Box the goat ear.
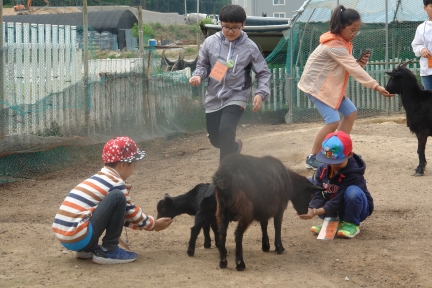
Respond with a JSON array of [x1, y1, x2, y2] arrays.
[[400, 59, 413, 68], [386, 71, 394, 76], [163, 193, 173, 204]]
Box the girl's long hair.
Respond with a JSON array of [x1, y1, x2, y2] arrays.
[[330, 5, 361, 34]]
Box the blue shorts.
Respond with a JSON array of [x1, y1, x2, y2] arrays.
[[307, 94, 357, 125]]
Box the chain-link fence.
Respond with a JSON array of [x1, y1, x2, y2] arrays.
[[266, 0, 424, 123], [0, 2, 208, 183], [0, 0, 425, 182]]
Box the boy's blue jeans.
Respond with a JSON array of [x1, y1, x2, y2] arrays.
[[81, 189, 126, 252], [319, 185, 370, 226], [421, 75, 432, 91]]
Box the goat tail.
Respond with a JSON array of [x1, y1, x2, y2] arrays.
[[212, 172, 231, 190]]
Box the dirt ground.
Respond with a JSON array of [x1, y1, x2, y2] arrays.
[[1, 115, 431, 288]]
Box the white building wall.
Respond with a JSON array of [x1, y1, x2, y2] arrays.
[[232, 0, 305, 18]]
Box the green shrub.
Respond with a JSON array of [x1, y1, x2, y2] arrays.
[[201, 18, 215, 25], [188, 25, 201, 34], [185, 47, 196, 54], [151, 22, 163, 29], [131, 23, 156, 39]]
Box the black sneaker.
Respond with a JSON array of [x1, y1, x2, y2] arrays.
[[92, 246, 137, 265], [305, 154, 322, 170]]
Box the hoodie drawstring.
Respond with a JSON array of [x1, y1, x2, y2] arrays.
[[319, 167, 327, 180]]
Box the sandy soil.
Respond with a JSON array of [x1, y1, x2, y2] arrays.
[[1, 115, 431, 288]]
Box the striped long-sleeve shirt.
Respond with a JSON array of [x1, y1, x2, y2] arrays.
[[52, 166, 155, 245]]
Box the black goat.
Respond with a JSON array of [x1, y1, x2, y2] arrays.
[[385, 60, 432, 176], [156, 183, 219, 256], [213, 154, 325, 271]]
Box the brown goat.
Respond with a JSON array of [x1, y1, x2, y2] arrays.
[[213, 154, 325, 271]]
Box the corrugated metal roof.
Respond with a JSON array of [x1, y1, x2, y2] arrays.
[[2, 10, 138, 33], [296, 0, 425, 23]]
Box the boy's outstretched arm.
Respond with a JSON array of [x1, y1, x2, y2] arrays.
[[153, 217, 172, 231], [297, 207, 325, 220]]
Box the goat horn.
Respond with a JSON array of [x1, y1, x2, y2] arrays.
[[396, 61, 402, 69], [400, 59, 413, 68]]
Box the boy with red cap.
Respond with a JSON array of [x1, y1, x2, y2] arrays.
[[52, 136, 172, 264], [298, 131, 373, 238]]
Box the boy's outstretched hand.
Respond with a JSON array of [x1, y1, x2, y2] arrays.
[[154, 217, 172, 231], [297, 208, 315, 220], [252, 94, 263, 112]]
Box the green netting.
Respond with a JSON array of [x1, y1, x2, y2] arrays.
[[266, 0, 423, 124], [0, 0, 425, 182]]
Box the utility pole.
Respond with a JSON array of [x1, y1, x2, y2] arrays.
[[83, 0, 90, 133], [196, 0, 199, 24], [185, 0, 187, 16], [0, 0, 4, 137], [138, 5, 144, 53]]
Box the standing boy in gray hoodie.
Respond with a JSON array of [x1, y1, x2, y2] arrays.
[[189, 4, 271, 162]]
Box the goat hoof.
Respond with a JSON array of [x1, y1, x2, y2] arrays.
[[413, 171, 424, 177], [187, 249, 195, 257], [275, 246, 285, 254], [219, 260, 228, 269], [262, 243, 270, 252], [204, 242, 211, 249], [235, 260, 246, 271]]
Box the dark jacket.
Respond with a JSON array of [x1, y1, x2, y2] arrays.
[[309, 154, 374, 216]]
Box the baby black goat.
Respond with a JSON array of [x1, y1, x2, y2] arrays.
[[385, 60, 432, 176], [156, 183, 219, 256]]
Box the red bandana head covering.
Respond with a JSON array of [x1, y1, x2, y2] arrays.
[[102, 137, 146, 164]]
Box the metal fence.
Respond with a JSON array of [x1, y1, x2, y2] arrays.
[[265, 0, 424, 123]]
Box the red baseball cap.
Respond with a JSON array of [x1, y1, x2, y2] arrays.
[[102, 137, 146, 164]]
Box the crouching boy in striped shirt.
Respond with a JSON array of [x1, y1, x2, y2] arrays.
[[52, 136, 172, 264]]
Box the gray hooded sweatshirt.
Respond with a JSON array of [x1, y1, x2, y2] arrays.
[[193, 31, 271, 112]]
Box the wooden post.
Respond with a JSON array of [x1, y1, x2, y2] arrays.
[[146, 49, 154, 137], [0, 0, 5, 137], [196, 0, 199, 24], [83, 0, 90, 134], [138, 3, 150, 135], [138, 6, 144, 54]]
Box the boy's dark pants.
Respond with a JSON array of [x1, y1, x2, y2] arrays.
[[82, 189, 126, 252], [206, 105, 244, 162]]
